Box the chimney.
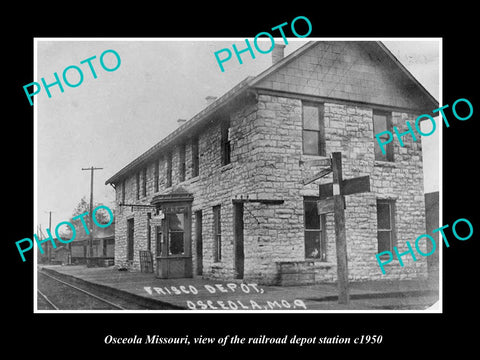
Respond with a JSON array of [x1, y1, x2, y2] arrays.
[[272, 44, 285, 65], [205, 96, 217, 106], [177, 118, 187, 127]]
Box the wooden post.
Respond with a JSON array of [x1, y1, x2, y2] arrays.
[[332, 152, 349, 304], [82, 166, 103, 265]]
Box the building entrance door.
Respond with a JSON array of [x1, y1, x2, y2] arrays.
[[195, 210, 203, 276], [155, 204, 192, 279], [127, 218, 134, 262], [233, 203, 244, 279], [151, 189, 193, 279]]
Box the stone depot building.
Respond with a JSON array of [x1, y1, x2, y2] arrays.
[[105, 41, 438, 285]]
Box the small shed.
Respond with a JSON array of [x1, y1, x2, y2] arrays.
[[70, 222, 115, 266], [53, 246, 71, 265]]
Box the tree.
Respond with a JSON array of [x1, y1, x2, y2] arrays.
[[58, 196, 113, 238], [71, 196, 111, 225]]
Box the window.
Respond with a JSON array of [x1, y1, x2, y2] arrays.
[[136, 172, 140, 200], [127, 218, 134, 261], [147, 213, 151, 251], [195, 210, 203, 276], [154, 160, 159, 193], [221, 121, 231, 166], [179, 143, 186, 182], [213, 205, 221, 261], [155, 224, 163, 257], [304, 197, 327, 260], [373, 111, 394, 161], [167, 213, 185, 256], [166, 152, 172, 187], [302, 102, 325, 156], [142, 167, 147, 197], [121, 179, 125, 204], [192, 136, 199, 177], [377, 199, 396, 254]]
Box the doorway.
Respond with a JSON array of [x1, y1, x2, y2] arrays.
[[127, 218, 134, 261], [233, 203, 244, 279], [155, 204, 193, 279], [195, 210, 203, 276]]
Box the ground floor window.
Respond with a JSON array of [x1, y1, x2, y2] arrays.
[[213, 205, 221, 262], [304, 197, 326, 260], [167, 213, 185, 255], [377, 199, 396, 254]]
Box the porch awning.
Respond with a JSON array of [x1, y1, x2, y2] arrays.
[[151, 186, 193, 205]]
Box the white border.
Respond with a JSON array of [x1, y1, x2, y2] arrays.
[[33, 37, 442, 314]]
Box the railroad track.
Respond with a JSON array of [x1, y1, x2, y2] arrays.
[[37, 270, 126, 310]]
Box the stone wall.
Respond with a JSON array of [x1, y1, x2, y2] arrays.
[[113, 91, 428, 284], [248, 94, 427, 282], [113, 98, 260, 280]]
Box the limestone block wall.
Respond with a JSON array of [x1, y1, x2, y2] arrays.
[[113, 92, 427, 283], [247, 94, 427, 282]]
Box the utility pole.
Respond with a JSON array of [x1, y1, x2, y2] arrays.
[[44, 211, 53, 263], [316, 152, 371, 305], [331, 152, 349, 304], [82, 166, 103, 265]]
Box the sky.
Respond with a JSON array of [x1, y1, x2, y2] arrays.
[[35, 38, 440, 232]]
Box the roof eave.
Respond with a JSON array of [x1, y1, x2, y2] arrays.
[[375, 41, 439, 110]]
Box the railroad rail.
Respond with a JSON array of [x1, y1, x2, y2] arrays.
[[38, 270, 126, 310], [37, 289, 59, 310]]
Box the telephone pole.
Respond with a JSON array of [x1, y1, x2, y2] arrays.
[[44, 211, 53, 263], [82, 166, 103, 265]]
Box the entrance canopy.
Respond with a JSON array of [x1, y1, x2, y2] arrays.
[[151, 186, 194, 206]]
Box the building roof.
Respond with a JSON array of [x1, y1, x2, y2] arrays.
[[105, 41, 438, 185], [76, 223, 115, 241]]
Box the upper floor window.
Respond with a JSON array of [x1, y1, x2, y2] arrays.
[[179, 143, 186, 182], [373, 111, 394, 162], [192, 136, 199, 177], [121, 179, 126, 204], [166, 152, 172, 188], [154, 159, 159, 193], [136, 172, 140, 200], [142, 167, 147, 197], [221, 120, 231, 166], [302, 102, 325, 156]]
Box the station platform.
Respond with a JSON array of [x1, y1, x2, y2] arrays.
[[38, 265, 440, 311]]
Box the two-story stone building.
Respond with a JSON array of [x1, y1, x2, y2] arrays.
[[105, 41, 438, 284]]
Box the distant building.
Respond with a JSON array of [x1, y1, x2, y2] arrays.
[[53, 246, 70, 265], [71, 223, 115, 266], [37, 223, 115, 266], [105, 41, 438, 284]]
